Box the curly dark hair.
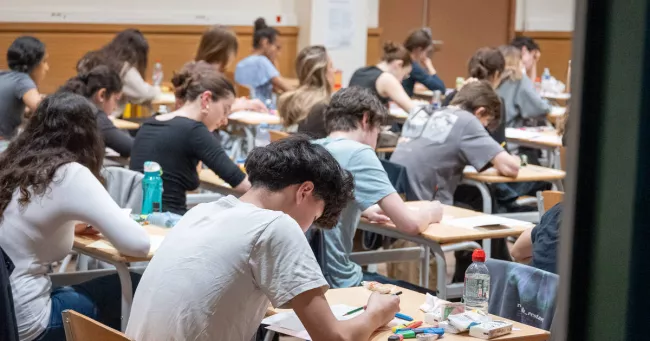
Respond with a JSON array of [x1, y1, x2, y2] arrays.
[[245, 135, 354, 228], [76, 29, 149, 77], [0, 92, 105, 220], [7, 36, 46, 73], [324, 86, 388, 134]]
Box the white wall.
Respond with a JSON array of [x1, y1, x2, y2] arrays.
[[0, 0, 299, 25], [516, 0, 575, 31]]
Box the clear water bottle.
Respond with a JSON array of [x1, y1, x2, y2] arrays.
[[541, 67, 551, 92], [152, 62, 164, 87], [464, 249, 490, 314], [255, 123, 271, 147], [142, 161, 163, 215], [146, 212, 182, 228], [432, 90, 442, 109]]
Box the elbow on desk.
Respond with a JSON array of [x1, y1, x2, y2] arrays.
[[499, 164, 520, 178], [119, 237, 151, 258], [396, 221, 423, 237]]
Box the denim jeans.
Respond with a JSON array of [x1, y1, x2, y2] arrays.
[[35, 272, 141, 341]]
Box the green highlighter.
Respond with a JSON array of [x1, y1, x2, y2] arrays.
[[396, 330, 416, 339]]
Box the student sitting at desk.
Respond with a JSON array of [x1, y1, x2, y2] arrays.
[[313, 87, 443, 291], [349, 42, 417, 113], [77, 29, 160, 117], [0, 36, 48, 139], [278, 45, 335, 138], [0, 92, 150, 341], [391, 80, 520, 204], [511, 36, 541, 81], [59, 66, 134, 157], [194, 25, 268, 113], [401, 28, 445, 97], [235, 18, 296, 108], [126, 136, 401, 341], [130, 61, 251, 215]]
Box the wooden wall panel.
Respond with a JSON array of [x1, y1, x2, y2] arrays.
[[516, 31, 573, 84], [366, 28, 383, 65], [0, 23, 299, 94]]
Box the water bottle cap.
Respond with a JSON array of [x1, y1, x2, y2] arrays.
[[472, 249, 486, 262], [144, 161, 161, 173]]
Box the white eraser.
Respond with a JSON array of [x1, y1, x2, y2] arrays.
[[469, 321, 513, 339]]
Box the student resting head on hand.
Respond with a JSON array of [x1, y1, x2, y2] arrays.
[[0, 92, 150, 341], [349, 41, 417, 113], [195, 25, 268, 113], [126, 135, 403, 341], [402, 28, 446, 97], [391, 80, 521, 204], [0, 36, 49, 139], [129, 61, 251, 215], [314, 86, 443, 292], [235, 17, 296, 109], [278, 45, 335, 138], [59, 65, 134, 157]]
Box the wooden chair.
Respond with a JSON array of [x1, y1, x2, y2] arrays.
[[269, 130, 290, 142], [62, 310, 132, 341], [536, 190, 565, 219]]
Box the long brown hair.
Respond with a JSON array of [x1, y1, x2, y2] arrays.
[[404, 28, 433, 52], [0, 92, 105, 220], [381, 41, 412, 66], [77, 29, 149, 77], [194, 25, 238, 71], [467, 47, 505, 81], [277, 45, 331, 126], [171, 61, 236, 102], [498, 45, 523, 83]]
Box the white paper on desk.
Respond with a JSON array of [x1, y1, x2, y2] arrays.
[[530, 134, 562, 145], [550, 106, 567, 116], [228, 111, 276, 120], [263, 304, 402, 339], [463, 165, 478, 174], [445, 216, 533, 230]]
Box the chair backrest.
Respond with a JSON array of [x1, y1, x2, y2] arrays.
[[269, 130, 290, 142], [485, 259, 559, 331], [62, 310, 132, 341], [559, 146, 566, 170], [101, 167, 145, 213], [536, 190, 565, 218]]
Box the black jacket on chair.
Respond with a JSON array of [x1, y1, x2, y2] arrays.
[[1, 247, 18, 341]]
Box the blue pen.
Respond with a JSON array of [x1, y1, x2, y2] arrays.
[[395, 312, 413, 321]]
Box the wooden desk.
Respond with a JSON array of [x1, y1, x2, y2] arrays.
[[505, 128, 562, 150], [73, 225, 168, 331], [151, 91, 175, 106], [111, 118, 140, 130], [226, 111, 283, 159], [462, 165, 565, 214], [376, 146, 395, 159], [267, 287, 550, 341], [198, 169, 241, 197]]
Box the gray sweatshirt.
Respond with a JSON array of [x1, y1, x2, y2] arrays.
[[497, 74, 551, 128]]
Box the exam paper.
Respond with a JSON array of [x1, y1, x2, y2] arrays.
[[444, 216, 533, 230]]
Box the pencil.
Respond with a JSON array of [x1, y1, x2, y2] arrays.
[[343, 292, 403, 316], [500, 141, 506, 148]]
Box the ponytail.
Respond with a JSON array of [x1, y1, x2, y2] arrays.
[[59, 65, 123, 99]]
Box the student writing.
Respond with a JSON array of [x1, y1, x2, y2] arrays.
[[126, 136, 400, 341], [0, 93, 150, 341], [0, 36, 48, 139], [349, 42, 417, 113], [129, 61, 251, 215], [235, 18, 296, 108], [277, 45, 335, 138], [314, 87, 443, 291], [58, 66, 134, 157]]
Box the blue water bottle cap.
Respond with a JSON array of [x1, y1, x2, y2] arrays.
[[144, 161, 161, 173]]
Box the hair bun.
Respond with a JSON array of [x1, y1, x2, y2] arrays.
[[383, 41, 400, 54], [254, 17, 268, 31]]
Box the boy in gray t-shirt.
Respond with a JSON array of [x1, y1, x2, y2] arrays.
[[391, 81, 521, 204]]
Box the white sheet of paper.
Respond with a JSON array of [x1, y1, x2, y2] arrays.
[[228, 111, 275, 120], [463, 165, 478, 174], [445, 216, 533, 230]]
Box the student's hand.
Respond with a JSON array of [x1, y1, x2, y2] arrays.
[[362, 205, 391, 223], [424, 200, 444, 224], [365, 292, 401, 327], [246, 98, 269, 113], [534, 50, 542, 62], [421, 57, 437, 75]]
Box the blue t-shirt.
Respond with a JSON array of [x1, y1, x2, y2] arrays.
[[235, 55, 280, 108], [312, 137, 396, 288], [530, 203, 562, 274]]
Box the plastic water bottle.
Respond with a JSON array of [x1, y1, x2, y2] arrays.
[[255, 123, 271, 147], [142, 161, 163, 215], [541, 68, 552, 93], [464, 249, 490, 314], [146, 212, 182, 228], [152, 62, 164, 87], [432, 90, 442, 109]]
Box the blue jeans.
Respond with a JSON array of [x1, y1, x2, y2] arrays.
[[362, 271, 436, 296], [35, 273, 141, 341]]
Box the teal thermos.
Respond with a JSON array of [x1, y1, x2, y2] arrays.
[[142, 161, 163, 215]]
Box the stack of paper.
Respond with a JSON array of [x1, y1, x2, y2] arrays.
[[444, 216, 533, 230]]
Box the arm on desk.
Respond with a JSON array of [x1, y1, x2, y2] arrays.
[[293, 289, 399, 341], [375, 193, 443, 235], [376, 73, 416, 113], [511, 228, 533, 263], [492, 151, 520, 177]]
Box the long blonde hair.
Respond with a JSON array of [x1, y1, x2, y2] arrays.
[[278, 45, 332, 127], [498, 45, 523, 83]]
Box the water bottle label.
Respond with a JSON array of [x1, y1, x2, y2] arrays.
[[464, 276, 490, 300]]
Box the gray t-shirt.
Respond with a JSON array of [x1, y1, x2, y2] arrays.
[[0, 71, 36, 138], [126, 196, 328, 341], [391, 107, 504, 204]]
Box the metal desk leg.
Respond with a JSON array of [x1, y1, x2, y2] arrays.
[[420, 246, 430, 288], [460, 179, 492, 213], [242, 126, 256, 155], [553, 179, 565, 192], [434, 251, 447, 299], [263, 330, 275, 341], [482, 239, 492, 258], [115, 263, 133, 331]]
